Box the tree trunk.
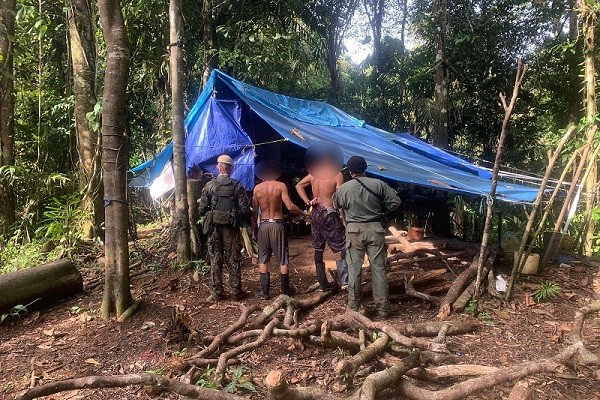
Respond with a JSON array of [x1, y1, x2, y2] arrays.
[[580, 0, 597, 256], [170, 0, 191, 265], [98, 0, 132, 320], [363, 0, 385, 73], [567, 0, 581, 124], [432, 0, 449, 149], [68, 0, 104, 240], [201, 0, 217, 87], [0, 0, 16, 237], [0, 259, 83, 313]]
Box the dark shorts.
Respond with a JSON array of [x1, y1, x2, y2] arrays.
[[310, 205, 345, 252], [257, 220, 289, 265]]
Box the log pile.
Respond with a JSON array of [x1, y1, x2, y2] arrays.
[[373, 227, 499, 319]]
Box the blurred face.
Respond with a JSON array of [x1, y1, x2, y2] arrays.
[[305, 141, 342, 180], [255, 160, 281, 181]]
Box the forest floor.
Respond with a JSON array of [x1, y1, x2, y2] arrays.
[[1, 226, 600, 400]]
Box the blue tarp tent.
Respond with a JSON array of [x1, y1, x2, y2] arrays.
[[130, 69, 539, 203]]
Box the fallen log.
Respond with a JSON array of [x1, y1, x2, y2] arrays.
[[363, 269, 447, 299], [15, 373, 246, 400], [388, 251, 466, 267], [0, 259, 83, 314]]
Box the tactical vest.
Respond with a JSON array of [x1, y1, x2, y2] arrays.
[[210, 177, 237, 225]]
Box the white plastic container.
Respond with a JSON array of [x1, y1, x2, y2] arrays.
[[514, 252, 540, 275]]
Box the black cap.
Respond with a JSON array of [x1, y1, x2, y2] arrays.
[[346, 156, 368, 173]]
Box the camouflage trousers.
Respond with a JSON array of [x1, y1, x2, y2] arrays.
[[207, 225, 244, 298]]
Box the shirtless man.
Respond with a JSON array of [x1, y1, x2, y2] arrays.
[[296, 169, 349, 290], [252, 160, 304, 298]]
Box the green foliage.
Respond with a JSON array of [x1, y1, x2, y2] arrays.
[[591, 207, 600, 255], [172, 347, 188, 357], [0, 304, 28, 324], [37, 193, 87, 252], [224, 366, 255, 393], [533, 281, 561, 302], [195, 366, 218, 389], [465, 300, 493, 323], [177, 259, 210, 276], [0, 240, 46, 274]]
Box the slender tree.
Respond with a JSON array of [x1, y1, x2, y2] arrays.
[[68, 0, 104, 240], [201, 0, 216, 87], [170, 0, 191, 264], [580, 0, 598, 256], [304, 0, 358, 95], [363, 0, 385, 72], [432, 0, 449, 149], [98, 0, 133, 319], [0, 0, 16, 237]]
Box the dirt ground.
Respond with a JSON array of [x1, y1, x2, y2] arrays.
[[1, 228, 600, 400]]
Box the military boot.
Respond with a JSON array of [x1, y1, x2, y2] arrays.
[[255, 272, 270, 299], [280, 273, 295, 296]]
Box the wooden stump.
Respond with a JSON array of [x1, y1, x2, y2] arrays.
[[0, 259, 83, 313]]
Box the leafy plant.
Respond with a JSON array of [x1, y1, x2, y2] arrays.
[[0, 240, 46, 274], [1, 304, 29, 324], [178, 259, 210, 276], [224, 366, 255, 393], [465, 300, 493, 323], [37, 193, 87, 253], [195, 366, 218, 389], [172, 347, 188, 357], [533, 281, 561, 302]]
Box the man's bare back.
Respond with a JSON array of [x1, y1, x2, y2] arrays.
[[253, 180, 303, 222], [296, 172, 344, 208]]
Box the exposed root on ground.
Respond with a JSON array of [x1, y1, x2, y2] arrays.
[[15, 292, 599, 400]]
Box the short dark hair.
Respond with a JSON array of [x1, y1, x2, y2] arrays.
[[346, 156, 368, 173]]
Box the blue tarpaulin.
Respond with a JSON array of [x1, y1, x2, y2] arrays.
[[130, 69, 540, 203]]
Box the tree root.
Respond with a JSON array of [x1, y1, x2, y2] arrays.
[[116, 298, 142, 323], [335, 333, 389, 386], [15, 373, 247, 400], [22, 293, 599, 400], [359, 352, 425, 400], [569, 299, 600, 364], [397, 343, 581, 400], [348, 310, 448, 353], [214, 318, 279, 385], [195, 305, 258, 357], [250, 292, 332, 328], [394, 319, 477, 337]]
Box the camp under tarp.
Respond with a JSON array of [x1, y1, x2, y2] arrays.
[[130, 69, 539, 204]]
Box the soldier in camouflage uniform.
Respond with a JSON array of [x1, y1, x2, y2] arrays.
[[333, 156, 401, 319], [198, 155, 251, 302]]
